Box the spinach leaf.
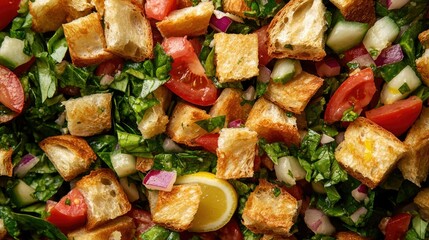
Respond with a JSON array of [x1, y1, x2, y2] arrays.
[[117, 131, 163, 157], [408, 215, 428, 239], [195, 115, 225, 132], [0, 206, 20, 238], [152, 150, 217, 176], [258, 139, 289, 164], [140, 225, 180, 240], [23, 173, 63, 201], [128, 96, 159, 123], [35, 54, 57, 103], [375, 0, 429, 27], [13, 212, 67, 240], [341, 107, 359, 122], [244, 0, 284, 19], [47, 27, 68, 63], [58, 62, 91, 89], [399, 20, 426, 67]]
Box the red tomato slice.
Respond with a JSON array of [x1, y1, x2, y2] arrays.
[[366, 96, 422, 136], [324, 68, 376, 124], [145, 0, 177, 21], [385, 213, 411, 240], [95, 58, 124, 76], [46, 188, 87, 232], [0, 0, 20, 30], [195, 133, 219, 153], [127, 209, 155, 237], [217, 218, 244, 240], [0, 65, 25, 113], [13, 56, 35, 76], [341, 43, 370, 65], [162, 37, 218, 106], [254, 25, 272, 66]]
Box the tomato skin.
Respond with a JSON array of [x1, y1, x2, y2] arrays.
[[0, 65, 25, 114], [13, 57, 35, 76], [384, 213, 411, 240], [195, 133, 219, 153], [0, 0, 20, 31], [254, 25, 272, 66], [46, 189, 87, 232], [95, 58, 124, 76], [145, 0, 177, 21], [217, 218, 244, 240], [127, 209, 155, 237], [342, 43, 369, 65], [324, 68, 376, 124], [366, 96, 422, 136]]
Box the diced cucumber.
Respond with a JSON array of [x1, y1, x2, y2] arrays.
[[274, 156, 306, 186], [326, 20, 369, 53], [111, 153, 137, 178], [119, 177, 140, 202], [9, 180, 38, 207], [270, 58, 302, 84], [0, 36, 32, 69], [363, 16, 399, 59], [380, 65, 421, 104]]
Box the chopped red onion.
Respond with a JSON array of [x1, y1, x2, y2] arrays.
[[374, 44, 404, 67], [350, 207, 368, 223], [14, 154, 40, 178], [54, 112, 66, 126], [243, 86, 256, 101], [162, 137, 183, 153], [348, 54, 375, 69], [357, 184, 368, 193], [228, 119, 244, 128], [100, 74, 115, 86], [315, 56, 341, 77], [304, 209, 336, 235], [213, 10, 244, 23], [209, 14, 233, 32], [257, 65, 271, 83], [143, 170, 177, 191], [320, 134, 335, 144], [379, 217, 390, 235], [335, 132, 345, 144], [387, 0, 410, 10], [351, 184, 368, 202]]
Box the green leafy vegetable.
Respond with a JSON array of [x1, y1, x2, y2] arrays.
[[195, 115, 226, 132], [140, 225, 180, 240], [35, 55, 57, 103], [58, 62, 91, 89], [341, 107, 359, 122], [47, 27, 68, 63], [244, 0, 284, 19], [258, 139, 289, 164], [152, 150, 217, 176], [24, 173, 63, 201]]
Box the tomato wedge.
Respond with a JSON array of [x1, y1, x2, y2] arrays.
[[127, 208, 155, 237], [46, 188, 87, 232], [95, 58, 124, 76], [162, 37, 218, 106], [0, 0, 20, 31], [324, 68, 376, 124], [254, 25, 272, 66], [384, 213, 411, 240], [145, 0, 177, 21], [366, 96, 422, 136], [0, 65, 25, 114], [195, 133, 219, 154]]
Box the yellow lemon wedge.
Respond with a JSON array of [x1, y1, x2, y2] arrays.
[[175, 171, 238, 232]]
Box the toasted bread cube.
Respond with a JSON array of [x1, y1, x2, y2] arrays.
[[216, 127, 258, 179], [29, 0, 67, 33], [262, 235, 297, 240], [223, 0, 251, 18], [104, 0, 153, 62], [209, 88, 252, 127], [156, 2, 214, 38], [414, 188, 429, 221], [267, 0, 327, 60], [335, 117, 408, 189], [335, 231, 369, 240], [264, 71, 324, 115], [329, 0, 376, 24], [39, 135, 96, 181], [63, 13, 114, 67], [419, 30, 429, 49], [67, 216, 135, 240], [136, 157, 154, 172], [138, 86, 172, 139], [398, 107, 429, 186], [214, 33, 259, 83], [63, 93, 112, 137], [178, 0, 193, 8], [242, 179, 299, 236], [76, 169, 131, 229], [416, 52, 429, 86], [64, 0, 94, 21], [148, 184, 202, 232], [0, 219, 6, 240], [0, 149, 13, 177], [245, 97, 300, 146], [166, 102, 210, 146]]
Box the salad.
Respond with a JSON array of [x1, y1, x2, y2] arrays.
[[1, 0, 429, 239]]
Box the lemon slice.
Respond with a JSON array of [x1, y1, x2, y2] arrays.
[[175, 171, 238, 232]]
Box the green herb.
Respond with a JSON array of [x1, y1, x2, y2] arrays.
[[24, 173, 64, 201], [36, 55, 57, 103], [398, 82, 411, 94], [195, 116, 226, 132], [47, 27, 68, 63], [375, 0, 429, 27], [341, 107, 359, 122], [59, 62, 90, 89], [414, 85, 429, 102], [128, 96, 159, 123], [284, 44, 294, 50], [117, 130, 163, 157], [141, 225, 180, 240], [347, 62, 360, 70], [256, 81, 268, 97], [273, 187, 281, 197], [244, 0, 284, 19], [378, 61, 408, 83], [259, 139, 289, 164], [65, 198, 71, 206], [152, 151, 217, 176], [369, 49, 379, 58]]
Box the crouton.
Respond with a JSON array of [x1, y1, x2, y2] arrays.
[[67, 216, 135, 240], [222, 0, 251, 18], [63, 13, 114, 67], [209, 88, 252, 127], [76, 168, 131, 229], [0, 219, 6, 240], [0, 148, 13, 177], [39, 135, 96, 181], [156, 2, 214, 38], [245, 97, 301, 146], [335, 117, 408, 189], [329, 0, 376, 24], [63, 93, 112, 137], [242, 179, 299, 236], [64, 0, 94, 22], [216, 127, 258, 179], [135, 157, 154, 172], [398, 107, 429, 186], [262, 235, 297, 240], [335, 231, 369, 240], [178, 0, 193, 8], [138, 86, 172, 139], [91, 0, 104, 16], [104, 0, 153, 62], [416, 31, 429, 86], [29, 0, 68, 33], [414, 188, 429, 222], [147, 184, 202, 232], [214, 33, 259, 83], [166, 102, 211, 146], [264, 71, 324, 115], [267, 0, 327, 60], [419, 30, 429, 49]]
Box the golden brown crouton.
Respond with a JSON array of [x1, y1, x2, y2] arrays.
[[209, 88, 252, 127], [414, 188, 429, 222], [222, 0, 251, 18], [398, 107, 429, 186], [267, 0, 327, 60], [63, 93, 113, 137], [156, 2, 214, 38], [29, 0, 68, 33], [329, 0, 376, 24], [264, 71, 324, 115], [245, 97, 301, 146], [148, 184, 202, 232], [177, 0, 193, 8], [242, 179, 299, 236], [67, 216, 135, 240], [39, 135, 97, 181], [166, 102, 211, 146], [63, 13, 114, 67], [0, 219, 6, 240], [214, 33, 259, 83], [64, 0, 94, 22], [416, 52, 429, 86], [419, 30, 429, 49], [104, 0, 153, 62], [135, 157, 154, 172], [76, 169, 132, 230], [335, 231, 369, 240], [0, 148, 13, 177], [216, 127, 258, 179], [335, 117, 408, 189]]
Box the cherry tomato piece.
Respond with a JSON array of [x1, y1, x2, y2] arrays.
[[384, 213, 411, 240], [145, 0, 177, 21], [195, 133, 219, 154], [95, 58, 124, 76], [254, 25, 272, 66], [127, 208, 155, 237], [0, 0, 21, 30], [0, 65, 25, 113], [217, 218, 244, 240]]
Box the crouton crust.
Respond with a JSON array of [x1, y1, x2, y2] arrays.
[[64, 0, 94, 22], [209, 88, 252, 127], [29, 0, 67, 33], [0, 148, 13, 177], [67, 216, 135, 240], [222, 0, 251, 18], [335, 231, 369, 240], [419, 30, 429, 48], [329, 0, 376, 24], [416, 52, 429, 86], [414, 188, 429, 222]]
